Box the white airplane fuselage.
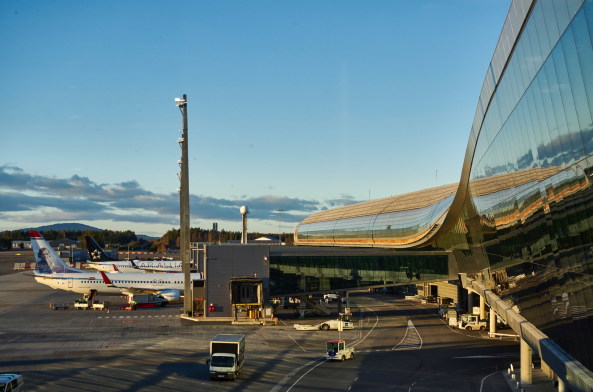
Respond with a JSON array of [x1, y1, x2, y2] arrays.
[[34, 271, 198, 296], [28, 230, 200, 301], [87, 260, 183, 273]]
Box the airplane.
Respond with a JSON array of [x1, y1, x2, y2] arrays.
[[85, 235, 183, 273], [29, 231, 201, 302]]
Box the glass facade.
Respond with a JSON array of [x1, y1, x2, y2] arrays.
[[294, 0, 593, 370], [269, 252, 450, 296], [296, 193, 455, 247], [437, 0, 593, 369]]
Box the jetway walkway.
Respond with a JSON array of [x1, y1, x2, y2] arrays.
[[465, 277, 593, 392]]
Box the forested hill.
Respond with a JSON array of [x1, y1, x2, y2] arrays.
[[19, 223, 102, 232]]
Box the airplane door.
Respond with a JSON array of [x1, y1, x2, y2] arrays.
[[68, 278, 73, 288]]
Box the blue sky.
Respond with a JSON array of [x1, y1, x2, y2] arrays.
[[0, 0, 510, 237]]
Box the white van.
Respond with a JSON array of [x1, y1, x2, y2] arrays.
[[0, 374, 24, 392]]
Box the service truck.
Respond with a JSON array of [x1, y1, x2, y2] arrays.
[[130, 294, 169, 308], [208, 334, 245, 381], [325, 339, 355, 361], [458, 314, 487, 331]]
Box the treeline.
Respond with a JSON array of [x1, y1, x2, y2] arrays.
[[0, 227, 294, 251], [152, 228, 294, 252], [0, 229, 137, 250]]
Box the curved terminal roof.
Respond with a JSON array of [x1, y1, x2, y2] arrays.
[[299, 183, 458, 225], [295, 166, 564, 247]]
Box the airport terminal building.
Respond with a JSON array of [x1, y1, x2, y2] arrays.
[[295, 0, 593, 379]]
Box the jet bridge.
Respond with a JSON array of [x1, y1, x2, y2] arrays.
[[230, 277, 263, 321]]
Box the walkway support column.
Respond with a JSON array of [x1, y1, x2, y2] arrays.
[[467, 289, 474, 314], [557, 376, 566, 392], [489, 307, 496, 336], [541, 360, 552, 379], [520, 338, 532, 385], [479, 294, 487, 320]]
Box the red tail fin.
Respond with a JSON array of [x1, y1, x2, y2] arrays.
[[99, 271, 113, 285]]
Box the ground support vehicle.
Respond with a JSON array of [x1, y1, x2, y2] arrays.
[[294, 324, 320, 330], [319, 312, 354, 331], [122, 294, 168, 310], [92, 301, 110, 311], [74, 299, 91, 310], [294, 312, 355, 331], [49, 302, 69, 310], [325, 340, 354, 361], [208, 334, 245, 381], [0, 374, 24, 392], [458, 314, 487, 331], [446, 309, 458, 327]]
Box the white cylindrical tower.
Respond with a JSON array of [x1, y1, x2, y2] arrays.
[[240, 205, 249, 244]]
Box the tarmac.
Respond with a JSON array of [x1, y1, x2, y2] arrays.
[[0, 251, 558, 392]]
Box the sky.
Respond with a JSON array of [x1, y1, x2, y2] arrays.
[[0, 0, 511, 237]]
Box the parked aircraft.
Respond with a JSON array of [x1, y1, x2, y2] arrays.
[[85, 235, 183, 272], [30, 231, 201, 301]]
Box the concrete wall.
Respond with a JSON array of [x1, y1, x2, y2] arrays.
[[204, 245, 269, 317]]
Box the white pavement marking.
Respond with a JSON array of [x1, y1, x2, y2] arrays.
[[351, 305, 379, 349], [479, 370, 503, 392], [408, 380, 417, 392], [271, 359, 319, 392], [393, 319, 422, 350], [287, 334, 307, 352], [273, 304, 378, 392], [285, 359, 328, 392]]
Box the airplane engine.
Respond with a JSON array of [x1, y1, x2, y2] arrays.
[[158, 289, 181, 302]]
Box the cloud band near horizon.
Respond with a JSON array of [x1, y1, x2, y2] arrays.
[[0, 165, 360, 229]]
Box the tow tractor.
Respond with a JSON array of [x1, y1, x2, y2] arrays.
[[294, 312, 354, 331], [458, 314, 487, 331], [325, 339, 355, 361], [319, 312, 354, 331]]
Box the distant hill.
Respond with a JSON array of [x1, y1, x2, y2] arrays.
[[15, 224, 159, 240], [19, 223, 103, 232], [137, 234, 159, 241]]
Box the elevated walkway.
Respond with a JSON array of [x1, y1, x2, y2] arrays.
[[467, 277, 593, 392]]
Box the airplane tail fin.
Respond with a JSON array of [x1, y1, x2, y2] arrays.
[[85, 236, 118, 262], [99, 271, 114, 286], [29, 231, 82, 274]]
